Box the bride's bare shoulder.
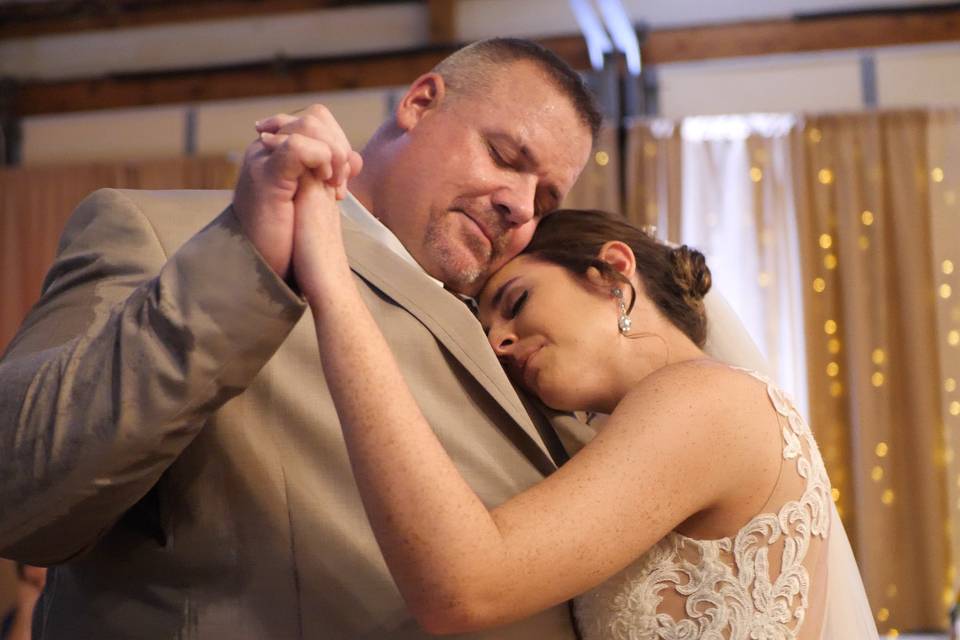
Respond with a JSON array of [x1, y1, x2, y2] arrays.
[[612, 359, 780, 446], [628, 359, 766, 408]]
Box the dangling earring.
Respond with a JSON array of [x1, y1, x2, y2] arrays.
[[612, 288, 632, 335]]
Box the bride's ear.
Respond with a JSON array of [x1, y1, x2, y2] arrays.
[[596, 241, 637, 281], [585, 241, 637, 288]]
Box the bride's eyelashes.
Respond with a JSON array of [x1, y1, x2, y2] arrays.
[[508, 290, 529, 318]]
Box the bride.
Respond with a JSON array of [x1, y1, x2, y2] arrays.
[[292, 178, 878, 639]]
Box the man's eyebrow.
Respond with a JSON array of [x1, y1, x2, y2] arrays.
[[491, 132, 537, 165], [518, 143, 538, 167], [490, 132, 561, 209]]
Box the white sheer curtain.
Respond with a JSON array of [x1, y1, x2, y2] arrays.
[[663, 114, 809, 414]]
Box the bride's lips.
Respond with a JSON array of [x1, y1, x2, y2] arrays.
[[516, 347, 542, 390]]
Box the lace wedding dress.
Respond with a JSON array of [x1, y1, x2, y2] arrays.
[[574, 369, 878, 640]]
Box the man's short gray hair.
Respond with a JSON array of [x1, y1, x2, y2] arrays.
[[432, 38, 603, 142]]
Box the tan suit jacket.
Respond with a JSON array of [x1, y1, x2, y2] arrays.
[[0, 189, 586, 639]]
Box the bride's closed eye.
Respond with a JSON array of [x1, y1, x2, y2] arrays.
[[507, 290, 529, 318]]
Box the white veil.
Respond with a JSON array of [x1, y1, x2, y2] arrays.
[[703, 292, 878, 639], [821, 502, 879, 639]]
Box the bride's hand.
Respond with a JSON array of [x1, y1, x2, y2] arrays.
[[256, 123, 362, 306], [291, 171, 353, 307]]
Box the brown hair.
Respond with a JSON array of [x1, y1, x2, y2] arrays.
[[523, 209, 712, 346], [433, 38, 603, 143]]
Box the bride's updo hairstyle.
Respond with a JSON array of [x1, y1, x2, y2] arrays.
[[522, 209, 712, 347]]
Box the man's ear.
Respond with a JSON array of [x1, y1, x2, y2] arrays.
[[597, 241, 637, 281], [395, 72, 446, 131]]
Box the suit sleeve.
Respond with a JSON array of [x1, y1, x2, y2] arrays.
[[0, 188, 307, 564]]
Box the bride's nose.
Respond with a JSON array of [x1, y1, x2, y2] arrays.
[[489, 328, 517, 358]]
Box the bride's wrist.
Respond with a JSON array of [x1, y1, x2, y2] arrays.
[[300, 257, 355, 312]]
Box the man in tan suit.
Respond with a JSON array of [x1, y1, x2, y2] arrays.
[[0, 39, 601, 639]]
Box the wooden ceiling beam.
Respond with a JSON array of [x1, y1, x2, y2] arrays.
[[642, 6, 960, 64], [12, 35, 591, 116], [9, 7, 960, 117], [0, 0, 411, 39]]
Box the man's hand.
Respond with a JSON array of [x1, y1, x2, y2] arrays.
[[232, 104, 362, 279]]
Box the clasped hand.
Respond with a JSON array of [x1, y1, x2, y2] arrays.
[[232, 104, 362, 303]]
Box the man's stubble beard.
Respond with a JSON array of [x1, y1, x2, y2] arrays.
[[424, 212, 508, 293]]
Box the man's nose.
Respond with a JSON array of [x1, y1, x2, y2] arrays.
[[491, 176, 537, 226]]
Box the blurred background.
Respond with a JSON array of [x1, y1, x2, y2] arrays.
[[0, 0, 958, 637]]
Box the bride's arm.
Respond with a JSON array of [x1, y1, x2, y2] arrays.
[[294, 180, 765, 634]]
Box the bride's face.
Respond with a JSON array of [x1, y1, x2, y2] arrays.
[[478, 255, 624, 412]]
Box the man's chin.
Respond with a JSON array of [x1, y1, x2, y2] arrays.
[[438, 265, 487, 296], [427, 248, 495, 296]]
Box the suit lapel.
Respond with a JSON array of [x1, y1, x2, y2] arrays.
[[339, 216, 556, 471]]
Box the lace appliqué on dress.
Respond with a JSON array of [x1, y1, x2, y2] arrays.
[[574, 369, 832, 640]]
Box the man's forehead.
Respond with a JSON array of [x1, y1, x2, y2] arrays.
[[481, 66, 580, 123]]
